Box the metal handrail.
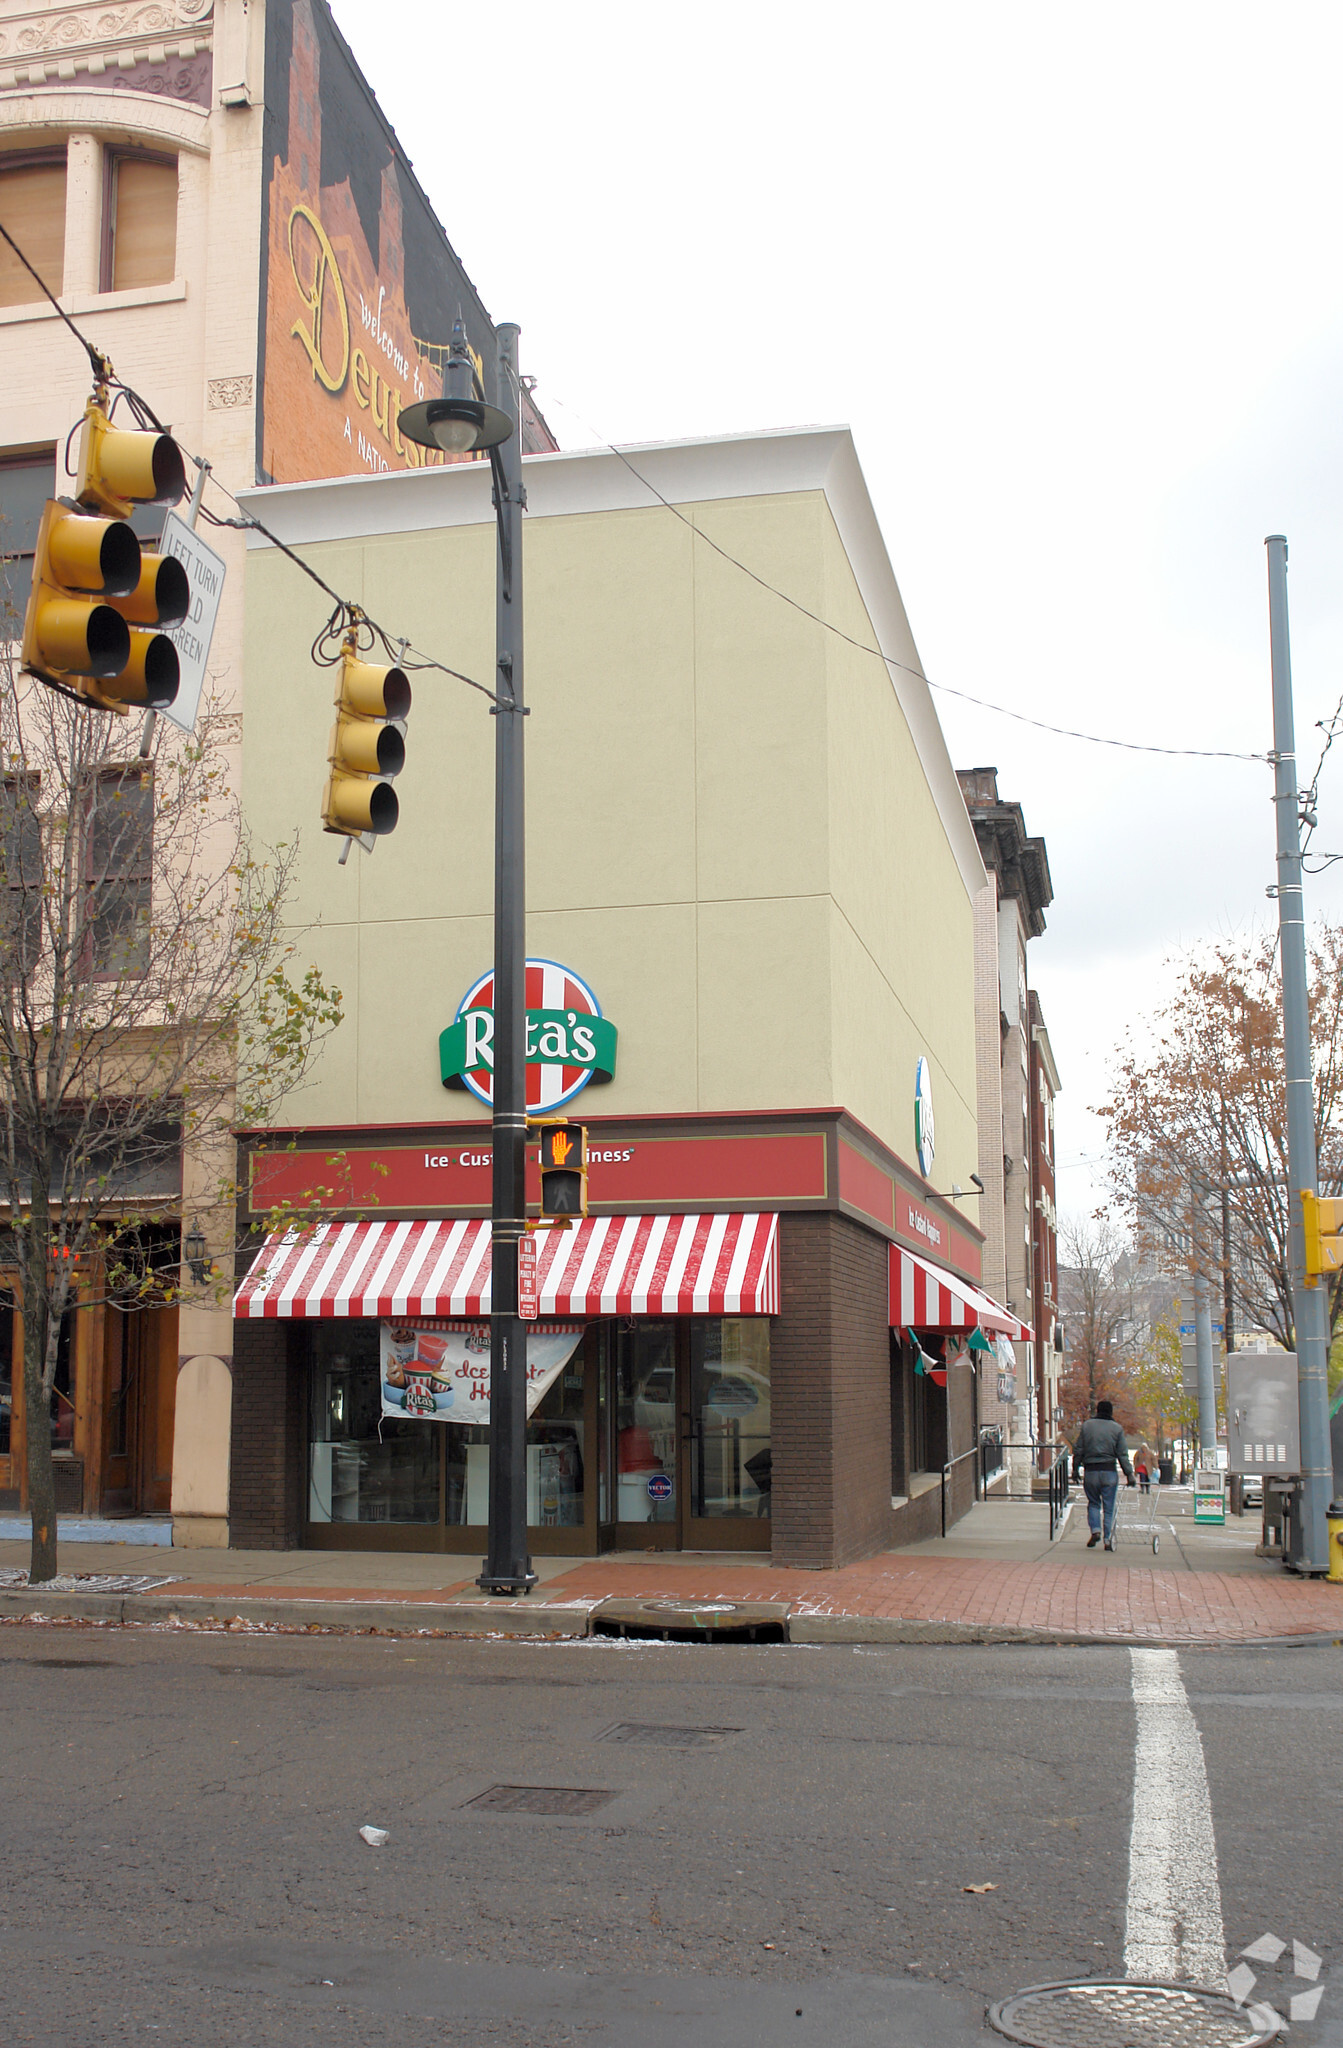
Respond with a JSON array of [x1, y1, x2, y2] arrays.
[[1047, 1446, 1071, 1541], [940, 1445, 980, 1538]]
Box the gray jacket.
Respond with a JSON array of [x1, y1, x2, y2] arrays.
[[1072, 1417, 1134, 1481]]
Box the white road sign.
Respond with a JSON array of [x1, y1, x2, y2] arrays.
[[157, 511, 226, 732]]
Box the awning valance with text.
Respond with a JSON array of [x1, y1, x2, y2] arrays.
[[234, 1213, 780, 1321]]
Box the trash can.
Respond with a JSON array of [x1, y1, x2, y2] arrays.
[[1158, 1458, 1175, 1486]]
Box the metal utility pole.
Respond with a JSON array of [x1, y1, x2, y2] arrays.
[[481, 322, 535, 1595], [1191, 1262, 1218, 1461], [398, 325, 531, 1592], [1266, 535, 1334, 1573]]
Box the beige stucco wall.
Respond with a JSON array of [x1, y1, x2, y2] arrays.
[[240, 439, 983, 1199], [0, 5, 268, 1543]]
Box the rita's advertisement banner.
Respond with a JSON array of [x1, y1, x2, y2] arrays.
[[379, 1319, 583, 1425], [258, 0, 554, 487]]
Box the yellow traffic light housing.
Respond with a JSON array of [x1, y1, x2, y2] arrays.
[[20, 400, 189, 713], [75, 400, 186, 519], [536, 1120, 588, 1221], [322, 647, 412, 839], [1301, 1189, 1343, 1283]]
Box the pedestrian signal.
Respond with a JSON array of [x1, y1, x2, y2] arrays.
[[537, 1121, 588, 1220], [1301, 1189, 1343, 1282], [21, 401, 189, 713], [322, 648, 412, 839]]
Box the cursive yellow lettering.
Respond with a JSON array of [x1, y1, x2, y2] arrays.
[[351, 347, 371, 410], [287, 204, 350, 394]]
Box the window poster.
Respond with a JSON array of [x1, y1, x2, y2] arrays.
[[379, 1320, 583, 1425]]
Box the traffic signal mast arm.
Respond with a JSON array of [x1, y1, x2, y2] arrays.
[[1300, 1188, 1343, 1281]]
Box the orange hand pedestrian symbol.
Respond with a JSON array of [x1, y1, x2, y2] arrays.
[[551, 1130, 573, 1166]]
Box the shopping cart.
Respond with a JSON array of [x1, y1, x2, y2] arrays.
[[1111, 1481, 1163, 1555]]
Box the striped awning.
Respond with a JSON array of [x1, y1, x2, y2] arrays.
[[234, 1213, 780, 1321], [889, 1244, 1032, 1341]]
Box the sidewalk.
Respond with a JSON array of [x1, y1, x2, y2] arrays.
[[0, 1490, 1338, 1647]]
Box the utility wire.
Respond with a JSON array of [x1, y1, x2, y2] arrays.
[[536, 386, 1269, 766], [0, 218, 502, 708]]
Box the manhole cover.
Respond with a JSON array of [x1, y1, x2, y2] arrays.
[[598, 1721, 742, 1748], [988, 1980, 1281, 2048], [462, 1784, 616, 1817]]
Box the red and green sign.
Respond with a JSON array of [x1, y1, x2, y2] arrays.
[[440, 959, 617, 1114]]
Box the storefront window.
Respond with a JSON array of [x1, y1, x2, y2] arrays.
[[689, 1319, 771, 1518], [614, 1322, 677, 1523], [308, 1321, 438, 1524], [442, 1368, 587, 1527], [51, 1312, 74, 1449]]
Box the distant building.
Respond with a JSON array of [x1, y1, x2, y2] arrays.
[[956, 768, 1058, 1463]]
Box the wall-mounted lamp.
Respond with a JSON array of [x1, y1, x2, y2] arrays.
[[184, 1221, 210, 1287]]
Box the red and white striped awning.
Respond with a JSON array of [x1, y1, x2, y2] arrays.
[[234, 1213, 779, 1321], [889, 1244, 1032, 1341]]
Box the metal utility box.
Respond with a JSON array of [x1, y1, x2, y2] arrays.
[[1226, 1353, 1300, 1476]]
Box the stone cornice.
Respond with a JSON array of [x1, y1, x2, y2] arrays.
[[0, 2, 211, 93]]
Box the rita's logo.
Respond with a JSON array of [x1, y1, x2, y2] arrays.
[[439, 959, 618, 1114]]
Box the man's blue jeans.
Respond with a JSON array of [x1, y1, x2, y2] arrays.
[[1082, 1468, 1119, 1541]]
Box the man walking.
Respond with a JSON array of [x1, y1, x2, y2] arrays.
[[1072, 1398, 1135, 1551]]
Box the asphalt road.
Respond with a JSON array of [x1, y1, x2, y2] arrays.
[[0, 1622, 1339, 2047]]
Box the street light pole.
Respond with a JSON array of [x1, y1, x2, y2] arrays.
[[481, 322, 534, 1595], [399, 323, 533, 1595], [1266, 534, 1333, 1574]]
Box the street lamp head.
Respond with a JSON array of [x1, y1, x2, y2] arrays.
[[399, 319, 513, 455], [398, 394, 514, 456]]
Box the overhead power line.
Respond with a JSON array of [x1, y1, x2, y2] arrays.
[[535, 386, 1269, 767]]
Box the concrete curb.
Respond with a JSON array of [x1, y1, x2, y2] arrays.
[[0, 1589, 598, 1636], [125, 1594, 599, 1636], [0, 1588, 1336, 1650]]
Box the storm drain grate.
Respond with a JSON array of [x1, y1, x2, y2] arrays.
[[463, 1784, 617, 1817], [988, 1980, 1281, 2048], [593, 1597, 789, 1643], [598, 1721, 742, 1749]]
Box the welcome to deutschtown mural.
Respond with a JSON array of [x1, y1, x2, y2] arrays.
[[257, 0, 554, 487]]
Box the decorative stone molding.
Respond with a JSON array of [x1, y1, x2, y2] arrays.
[[0, 1, 213, 98], [207, 372, 252, 409]]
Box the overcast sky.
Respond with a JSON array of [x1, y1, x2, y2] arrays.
[[329, 0, 1343, 1220]]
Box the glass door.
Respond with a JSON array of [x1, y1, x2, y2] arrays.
[[683, 1318, 771, 1550], [605, 1318, 772, 1551]]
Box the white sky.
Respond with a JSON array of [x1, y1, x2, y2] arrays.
[[330, 0, 1343, 1221]]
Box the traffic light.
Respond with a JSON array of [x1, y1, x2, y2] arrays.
[[20, 401, 188, 713], [537, 1121, 588, 1220], [322, 645, 412, 838], [1301, 1189, 1343, 1282]]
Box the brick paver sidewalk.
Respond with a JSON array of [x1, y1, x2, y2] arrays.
[[542, 1552, 1343, 1644]]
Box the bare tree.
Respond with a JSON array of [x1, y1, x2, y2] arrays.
[[1057, 1216, 1137, 1433], [0, 670, 340, 1583], [1100, 929, 1343, 1349]]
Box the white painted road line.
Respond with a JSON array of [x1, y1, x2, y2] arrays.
[[1124, 1647, 1227, 1988]]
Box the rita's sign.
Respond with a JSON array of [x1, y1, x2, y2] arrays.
[[440, 959, 618, 1114]]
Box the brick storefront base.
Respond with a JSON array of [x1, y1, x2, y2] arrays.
[[228, 1318, 305, 1549], [770, 1211, 893, 1571]]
